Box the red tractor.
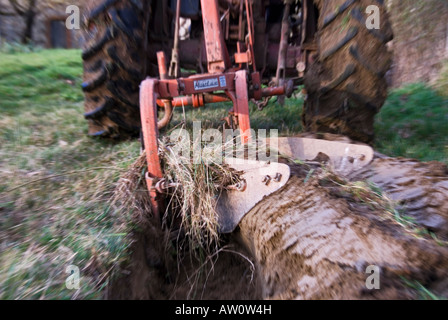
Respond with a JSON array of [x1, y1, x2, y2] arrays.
[[82, 0, 392, 141]]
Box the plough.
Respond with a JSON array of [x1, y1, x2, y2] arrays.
[[138, 0, 374, 232]]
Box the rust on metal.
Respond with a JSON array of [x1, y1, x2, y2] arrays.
[[226, 180, 247, 192], [200, 0, 230, 73], [156, 93, 229, 108], [234, 70, 251, 144], [157, 100, 173, 129], [140, 79, 164, 222], [157, 51, 168, 80]]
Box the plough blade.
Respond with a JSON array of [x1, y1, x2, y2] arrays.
[[266, 137, 374, 174], [216, 158, 290, 233]]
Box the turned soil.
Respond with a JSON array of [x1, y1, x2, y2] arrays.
[[109, 153, 448, 300]]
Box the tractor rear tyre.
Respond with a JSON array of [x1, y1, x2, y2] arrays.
[[303, 0, 393, 144], [82, 0, 149, 138]]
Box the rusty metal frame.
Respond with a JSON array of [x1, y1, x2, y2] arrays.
[[234, 70, 251, 143], [139, 0, 310, 220], [140, 79, 164, 222], [200, 0, 230, 73]]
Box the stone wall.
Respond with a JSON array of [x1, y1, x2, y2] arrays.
[[0, 0, 89, 48], [387, 0, 448, 87]]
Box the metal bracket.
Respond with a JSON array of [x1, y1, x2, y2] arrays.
[[216, 158, 291, 233]]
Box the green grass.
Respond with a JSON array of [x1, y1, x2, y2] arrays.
[[167, 93, 304, 135], [400, 276, 447, 300], [0, 49, 141, 299], [375, 83, 448, 163], [0, 49, 447, 299]]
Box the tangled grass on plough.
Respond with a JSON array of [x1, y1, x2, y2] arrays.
[[112, 132, 244, 258], [159, 134, 243, 256]]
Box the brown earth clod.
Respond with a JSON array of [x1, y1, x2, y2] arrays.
[[110, 154, 448, 300]]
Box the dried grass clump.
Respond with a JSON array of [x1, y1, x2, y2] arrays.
[[111, 136, 243, 257], [111, 153, 153, 229], [159, 137, 242, 255]]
